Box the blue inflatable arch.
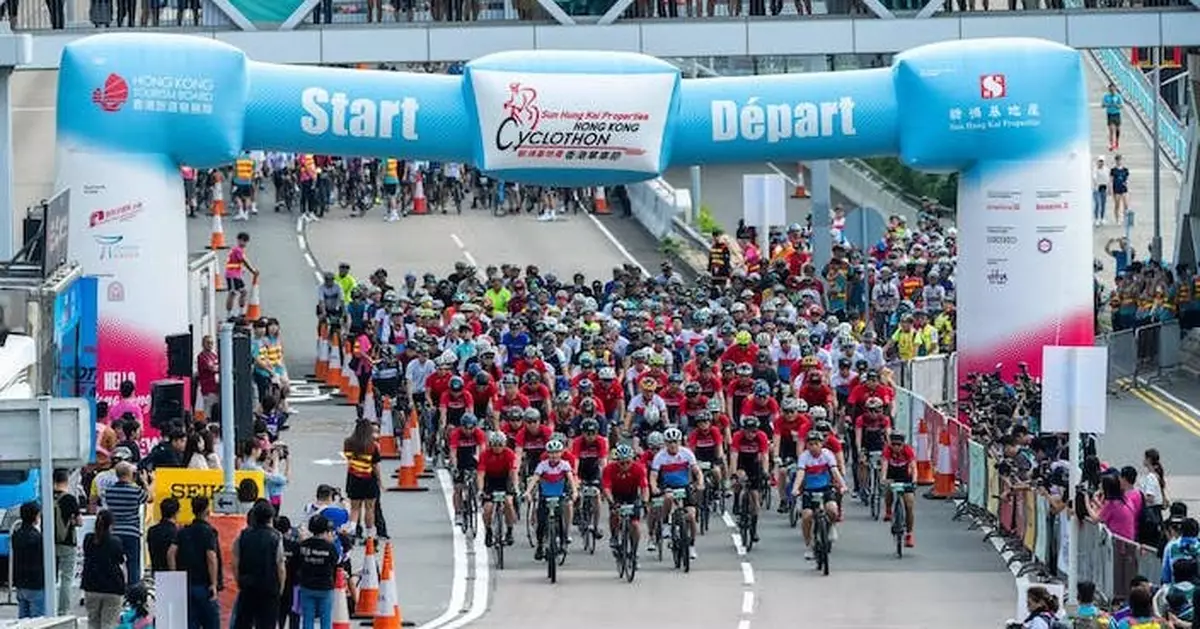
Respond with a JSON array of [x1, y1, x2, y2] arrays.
[[56, 33, 1094, 408]]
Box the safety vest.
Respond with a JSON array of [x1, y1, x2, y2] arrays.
[[234, 158, 254, 184], [385, 158, 399, 183], [263, 340, 283, 366], [225, 246, 244, 275], [344, 448, 375, 479], [1177, 282, 1191, 307]]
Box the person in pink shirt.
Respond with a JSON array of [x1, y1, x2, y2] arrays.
[[107, 379, 144, 428], [1087, 473, 1138, 541]]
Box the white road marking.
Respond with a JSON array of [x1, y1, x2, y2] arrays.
[[297, 234, 305, 249], [722, 512, 736, 529], [463, 251, 478, 268], [312, 270, 322, 284], [585, 213, 650, 278], [741, 562, 755, 586], [414, 470, 471, 629], [731, 533, 746, 556], [741, 591, 755, 615], [449, 234, 479, 268], [737, 619, 751, 629], [450, 233, 465, 249], [296, 216, 305, 234], [1147, 380, 1200, 417], [304, 253, 316, 268]]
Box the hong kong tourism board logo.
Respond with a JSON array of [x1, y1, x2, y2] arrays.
[[92, 73, 129, 113]]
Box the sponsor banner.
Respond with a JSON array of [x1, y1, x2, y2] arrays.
[[956, 152, 1094, 384], [150, 468, 266, 524], [61, 151, 189, 443], [469, 69, 676, 174], [56, 276, 99, 458]]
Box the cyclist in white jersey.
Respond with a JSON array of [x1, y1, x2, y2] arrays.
[[853, 332, 886, 371], [650, 427, 704, 560]]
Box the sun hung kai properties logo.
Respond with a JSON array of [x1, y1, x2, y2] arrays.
[[92, 73, 129, 112]]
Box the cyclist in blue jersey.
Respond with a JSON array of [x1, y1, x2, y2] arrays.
[[524, 439, 578, 561], [791, 431, 848, 561], [650, 427, 705, 560], [346, 286, 370, 336]]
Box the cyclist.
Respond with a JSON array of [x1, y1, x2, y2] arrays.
[[449, 413, 486, 528], [681, 381, 710, 426], [571, 418, 609, 539], [881, 431, 917, 548], [316, 272, 346, 332], [479, 431, 518, 548], [595, 367, 625, 428], [439, 375, 474, 435], [796, 367, 835, 418], [661, 373, 686, 425], [467, 372, 496, 420], [771, 397, 810, 512], [854, 397, 891, 498], [602, 444, 649, 554], [571, 398, 607, 440], [650, 427, 704, 561], [725, 363, 755, 420], [520, 369, 551, 419], [686, 410, 725, 489], [730, 416, 769, 543], [524, 439, 578, 561], [791, 431, 848, 560], [491, 374, 530, 423], [381, 156, 401, 221], [739, 381, 779, 440], [370, 345, 405, 420], [515, 408, 553, 480]]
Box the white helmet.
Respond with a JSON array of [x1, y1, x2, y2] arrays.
[[663, 427, 683, 442]]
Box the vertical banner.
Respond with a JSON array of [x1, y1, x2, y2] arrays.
[[956, 155, 1094, 386], [56, 276, 99, 460], [62, 151, 189, 443], [968, 440, 986, 508]]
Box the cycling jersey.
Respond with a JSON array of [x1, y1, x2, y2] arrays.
[[772, 416, 811, 461], [493, 391, 531, 411], [797, 448, 838, 491], [479, 447, 516, 477], [731, 430, 769, 474], [651, 447, 698, 489], [687, 426, 723, 463], [797, 384, 833, 409], [883, 444, 916, 482], [534, 459, 571, 498], [570, 435, 609, 482], [602, 461, 648, 500], [449, 426, 486, 470], [317, 284, 344, 315], [515, 425, 553, 456], [855, 413, 891, 452], [371, 361, 403, 398]]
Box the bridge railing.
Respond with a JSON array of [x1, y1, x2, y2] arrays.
[[1090, 48, 1188, 171]]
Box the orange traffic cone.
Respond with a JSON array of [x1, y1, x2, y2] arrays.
[[214, 271, 226, 293], [353, 538, 380, 619], [374, 544, 401, 629], [245, 276, 262, 320], [378, 397, 399, 459], [592, 187, 609, 215], [324, 335, 342, 388], [211, 173, 227, 217], [928, 429, 955, 499], [410, 411, 430, 478], [207, 214, 227, 250], [791, 163, 809, 198], [412, 173, 428, 215], [915, 418, 935, 486], [333, 568, 352, 629], [343, 370, 361, 407], [315, 322, 330, 382], [388, 419, 428, 492]]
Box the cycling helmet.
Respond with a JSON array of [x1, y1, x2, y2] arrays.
[[502, 373, 518, 386], [580, 398, 597, 412], [668, 372, 684, 385], [795, 398, 809, 413], [837, 357, 852, 369], [503, 406, 522, 420], [684, 382, 701, 397], [449, 376, 464, 391], [546, 439, 566, 453], [523, 408, 541, 422], [753, 381, 770, 397], [735, 363, 753, 377], [695, 410, 712, 423], [646, 431, 665, 448], [889, 431, 907, 443], [555, 391, 571, 405], [474, 372, 490, 386], [460, 413, 478, 427], [581, 418, 600, 434], [599, 367, 617, 380], [815, 420, 833, 433], [579, 352, 595, 368], [649, 353, 667, 367], [643, 405, 662, 423], [487, 431, 506, 447], [551, 431, 568, 444], [437, 353, 456, 366], [614, 444, 635, 461], [781, 397, 801, 412], [741, 416, 760, 429], [810, 407, 828, 420], [663, 427, 683, 442], [805, 431, 824, 443], [706, 398, 722, 413], [640, 377, 659, 390], [522, 370, 540, 384], [735, 331, 752, 346], [578, 379, 594, 392], [524, 345, 539, 357], [866, 396, 884, 410]]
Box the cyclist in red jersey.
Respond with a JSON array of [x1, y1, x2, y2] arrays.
[[881, 432, 917, 547], [547, 393, 573, 434], [739, 382, 780, 440], [514, 346, 549, 382], [725, 363, 756, 421], [514, 408, 553, 478], [602, 444, 649, 553], [847, 369, 895, 414], [687, 411, 726, 487], [731, 416, 770, 543], [661, 374, 686, 424], [854, 396, 892, 495], [467, 372, 496, 419], [721, 330, 759, 366], [496, 407, 522, 447], [570, 354, 599, 391], [448, 413, 486, 528], [571, 418, 610, 540], [594, 367, 625, 426], [492, 374, 530, 423], [796, 369, 835, 416], [519, 370, 551, 418], [571, 380, 606, 419], [571, 398, 608, 437], [426, 358, 454, 407], [771, 397, 811, 511], [478, 431, 518, 547], [681, 381, 710, 425], [439, 376, 474, 433]]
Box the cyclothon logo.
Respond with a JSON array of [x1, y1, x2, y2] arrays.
[[494, 82, 648, 163], [92, 73, 129, 113], [94, 234, 140, 261], [89, 202, 144, 228], [980, 74, 1007, 99]]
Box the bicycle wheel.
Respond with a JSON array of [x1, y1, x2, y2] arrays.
[[869, 476, 881, 521], [493, 512, 506, 570], [547, 515, 559, 583], [556, 516, 568, 567], [582, 499, 596, 555], [739, 491, 754, 552], [624, 520, 638, 583], [788, 496, 800, 528], [699, 493, 710, 535], [671, 510, 684, 570], [525, 498, 536, 548], [681, 514, 692, 574], [616, 520, 628, 580], [466, 492, 478, 538], [893, 498, 905, 559], [815, 517, 830, 576]]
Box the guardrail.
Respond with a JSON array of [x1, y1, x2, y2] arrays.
[[831, 159, 929, 225], [8, 0, 236, 30], [1090, 49, 1188, 172], [1095, 319, 1182, 393]]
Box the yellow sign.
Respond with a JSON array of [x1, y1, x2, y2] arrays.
[[150, 468, 265, 524]]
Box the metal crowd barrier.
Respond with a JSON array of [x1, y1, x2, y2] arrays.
[[1095, 319, 1181, 392], [892, 353, 956, 411]]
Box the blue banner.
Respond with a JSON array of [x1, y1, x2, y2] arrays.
[[57, 276, 99, 461]]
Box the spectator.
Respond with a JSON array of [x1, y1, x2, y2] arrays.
[[1021, 585, 1061, 629], [82, 510, 126, 628], [231, 500, 285, 629], [297, 514, 340, 629], [183, 429, 220, 469], [196, 335, 220, 420], [109, 379, 145, 429], [52, 468, 82, 615], [1110, 154, 1131, 225], [11, 501, 46, 618], [1104, 82, 1124, 151], [144, 427, 188, 469], [90, 445, 134, 511], [1112, 576, 1155, 624], [1093, 156, 1109, 226], [1162, 518, 1200, 585], [1116, 584, 1165, 629], [106, 460, 153, 586], [1140, 448, 1168, 548], [275, 517, 301, 629], [115, 414, 144, 463], [146, 497, 181, 573], [169, 496, 222, 629], [1088, 473, 1139, 541]]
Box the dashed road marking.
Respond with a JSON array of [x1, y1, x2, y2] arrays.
[[741, 562, 755, 585], [742, 591, 755, 614]]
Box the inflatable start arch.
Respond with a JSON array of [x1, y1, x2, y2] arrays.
[[56, 34, 1094, 410]]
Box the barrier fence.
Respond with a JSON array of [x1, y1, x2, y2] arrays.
[[897, 383, 1165, 608], [1095, 319, 1181, 391]]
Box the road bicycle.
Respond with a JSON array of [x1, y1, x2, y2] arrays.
[[862, 451, 884, 520], [889, 482, 915, 558], [733, 475, 759, 552], [613, 502, 638, 583], [697, 461, 723, 535], [648, 495, 665, 562], [489, 491, 507, 570], [577, 483, 602, 555], [780, 462, 800, 528], [806, 491, 832, 576], [543, 496, 568, 583], [668, 488, 692, 573], [460, 472, 479, 539]]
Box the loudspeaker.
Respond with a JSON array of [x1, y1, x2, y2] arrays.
[[166, 333, 193, 378], [150, 380, 186, 431]]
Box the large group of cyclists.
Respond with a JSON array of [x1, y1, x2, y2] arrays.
[[315, 247, 937, 582]]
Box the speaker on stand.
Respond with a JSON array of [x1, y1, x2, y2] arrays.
[[150, 380, 186, 432]]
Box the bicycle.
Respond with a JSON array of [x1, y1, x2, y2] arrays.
[[489, 491, 507, 569], [697, 462, 722, 535], [862, 451, 883, 520], [668, 488, 692, 573], [613, 502, 638, 583], [577, 482, 601, 555], [734, 476, 758, 552], [806, 491, 832, 576], [460, 473, 479, 538], [543, 495, 568, 583], [781, 463, 800, 528], [889, 482, 914, 558], [648, 494, 665, 562]]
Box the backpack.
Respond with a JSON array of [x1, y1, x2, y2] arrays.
[[1165, 581, 1195, 621], [1039, 612, 1072, 629]]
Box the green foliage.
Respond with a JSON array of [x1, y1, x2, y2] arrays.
[[659, 236, 682, 256], [862, 157, 958, 211], [696, 205, 722, 235]]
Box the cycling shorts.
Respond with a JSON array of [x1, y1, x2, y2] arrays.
[[610, 494, 642, 520], [885, 469, 915, 486], [482, 475, 512, 495], [662, 482, 695, 508], [800, 487, 838, 511]]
